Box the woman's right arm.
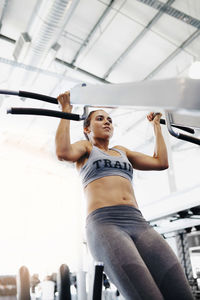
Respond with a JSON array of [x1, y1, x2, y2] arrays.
[[55, 91, 88, 162]]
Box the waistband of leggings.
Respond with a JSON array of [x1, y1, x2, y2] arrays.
[[86, 204, 143, 223]]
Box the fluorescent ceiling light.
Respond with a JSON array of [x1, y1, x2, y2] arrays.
[[189, 61, 200, 79]]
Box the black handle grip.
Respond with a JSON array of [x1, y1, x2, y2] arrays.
[[7, 108, 80, 121], [160, 119, 194, 134], [18, 91, 58, 104], [178, 133, 200, 145]]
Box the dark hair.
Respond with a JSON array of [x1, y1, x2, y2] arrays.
[[83, 110, 96, 140]]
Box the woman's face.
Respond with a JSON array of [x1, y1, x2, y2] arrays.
[[85, 110, 113, 141]]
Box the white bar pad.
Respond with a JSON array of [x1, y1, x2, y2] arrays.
[[172, 111, 200, 128], [71, 78, 200, 111]]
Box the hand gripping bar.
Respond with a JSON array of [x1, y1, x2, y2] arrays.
[[0, 90, 197, 138], [0, 89, 88, 121]]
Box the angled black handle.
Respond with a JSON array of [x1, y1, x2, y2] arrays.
[[19, 90, 57, 104], [0, 89, 57, 104], [160, 119, 195, 134], [7, 108, 81, 121], [177, 133, 200, 145]]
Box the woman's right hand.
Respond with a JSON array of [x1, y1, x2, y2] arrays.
[[57, 91, 73, 113]]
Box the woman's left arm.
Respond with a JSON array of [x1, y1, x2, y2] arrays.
[[150, 112, 169, 169], [116, 112, 169, 171]]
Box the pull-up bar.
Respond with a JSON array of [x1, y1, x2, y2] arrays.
[[0, 77, 200, 145], [0, 89, 58, 104], [0, 88, 195, 131], [1, 88, 88, 121]]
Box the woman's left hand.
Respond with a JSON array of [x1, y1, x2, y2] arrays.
[[147, 112, 162, 125]]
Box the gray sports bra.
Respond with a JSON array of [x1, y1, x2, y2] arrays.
[[79, 145, 133, 188]]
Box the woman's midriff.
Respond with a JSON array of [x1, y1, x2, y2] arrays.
[[84, 176, 138, 215]]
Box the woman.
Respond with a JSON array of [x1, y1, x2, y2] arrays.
[[55, 91, 194, 300]]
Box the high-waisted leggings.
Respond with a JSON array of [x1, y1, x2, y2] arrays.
[[86, 205, 194, 300]]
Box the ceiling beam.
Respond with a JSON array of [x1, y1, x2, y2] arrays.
[[55, 57, 110, 84], [0, 33, 15, 43], [71, 0, 115, 65], [0, 0, 9, 30], [136, 0, 200, 29], [144, 28, 200, 80], [103, 0, 175, 80]]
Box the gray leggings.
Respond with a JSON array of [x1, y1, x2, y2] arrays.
[[86, 205, 194, 300]]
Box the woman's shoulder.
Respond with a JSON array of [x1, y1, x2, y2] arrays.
[[113, 145, 136, 157], [113, 145, 128, 153]]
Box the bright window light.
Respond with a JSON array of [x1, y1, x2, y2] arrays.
[[189, 61, 200, 79]]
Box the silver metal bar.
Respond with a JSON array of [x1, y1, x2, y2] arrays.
[[0, 90, 19, 96]]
